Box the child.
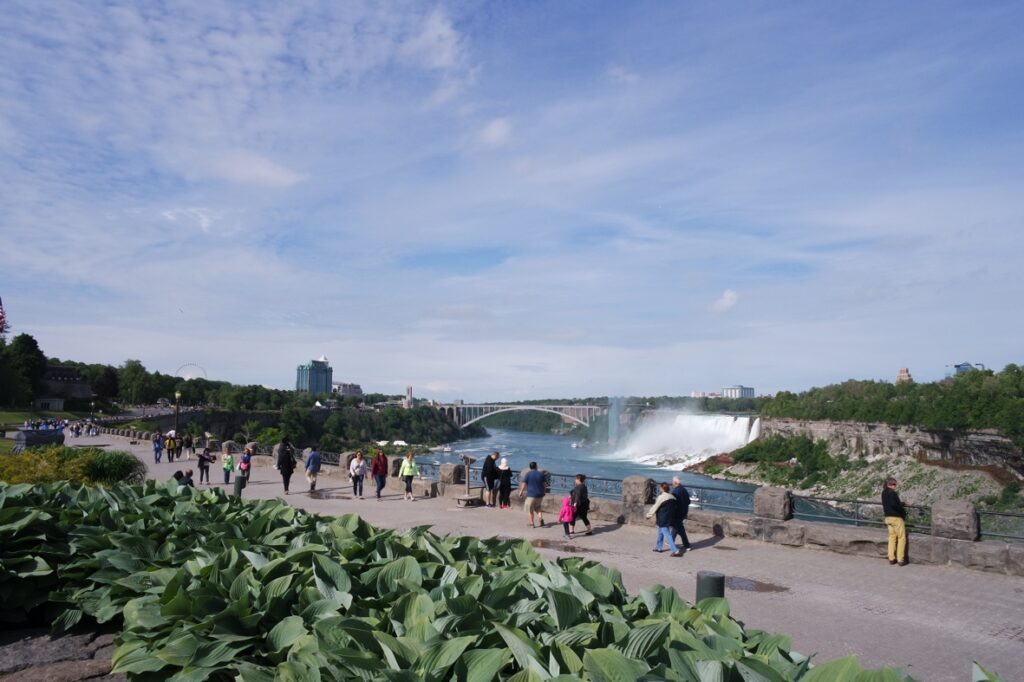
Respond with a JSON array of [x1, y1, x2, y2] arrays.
[[559, 495, 576, 539], [222, 451, 234, 485]]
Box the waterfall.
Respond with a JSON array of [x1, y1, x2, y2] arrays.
[[610, 412, 760, 470]]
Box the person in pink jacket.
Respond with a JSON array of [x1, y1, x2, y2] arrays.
[[558, 495, 576, 539]]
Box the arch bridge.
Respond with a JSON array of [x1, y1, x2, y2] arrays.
[[439, 403, 607, 428]]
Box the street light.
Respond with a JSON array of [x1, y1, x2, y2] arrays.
[[90, 401, 95, 420], [174, 390, 182, 436]]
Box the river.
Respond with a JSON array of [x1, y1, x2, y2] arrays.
[[425, 427, 753, 492]]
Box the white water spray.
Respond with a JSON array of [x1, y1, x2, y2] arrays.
[[610, 413, 760, 469]]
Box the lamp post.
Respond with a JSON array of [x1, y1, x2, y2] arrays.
[[174, 390, 182, 436], [90, 401, 95, 420]]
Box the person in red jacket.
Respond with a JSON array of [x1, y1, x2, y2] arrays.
[[371, 449, 389, 500]]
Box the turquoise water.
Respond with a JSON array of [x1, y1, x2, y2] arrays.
[[425, 428, 752, 492]]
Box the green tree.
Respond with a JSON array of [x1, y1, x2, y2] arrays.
[[5, 333, 47, 405]]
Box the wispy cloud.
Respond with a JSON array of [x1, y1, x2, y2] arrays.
[[711, 290, 739, 313], [2, 1, 1023, 399]]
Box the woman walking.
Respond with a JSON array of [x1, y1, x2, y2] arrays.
[[239, 447, 253, 482], [371, 449, 389, 500], [645, 482, 683, 557], [399, 452, 419, 501], [570, 474, 593, 535], [497, 457, 513, 509], [277, 440, 296, 494], [349, 451, 367, 499], [222, 450, 234, 485], [197, 446, 214, 484]]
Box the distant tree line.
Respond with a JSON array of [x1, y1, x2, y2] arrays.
[[762, 365, 1024, 448]]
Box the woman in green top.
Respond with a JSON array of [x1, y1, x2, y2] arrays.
[[399, 452, 419, 501], [222, 451, 234, 485]]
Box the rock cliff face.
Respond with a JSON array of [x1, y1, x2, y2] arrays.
[[760, 418, 1023, 480]]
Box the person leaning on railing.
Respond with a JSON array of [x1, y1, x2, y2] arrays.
[[882, 477, 908, 566]]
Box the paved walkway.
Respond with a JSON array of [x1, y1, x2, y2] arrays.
[[80, 435, 1024, 681]]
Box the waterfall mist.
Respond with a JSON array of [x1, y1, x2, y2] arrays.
[[607, 412, 760, 469]]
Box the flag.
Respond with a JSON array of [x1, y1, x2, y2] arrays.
[[0, 295, 5, 335]]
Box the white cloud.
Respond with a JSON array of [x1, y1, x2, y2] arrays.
[[607, 66, 639, 84], [206, 150, 306, 187], [711, 290, 739, 313], [478, 118, 511, 148]]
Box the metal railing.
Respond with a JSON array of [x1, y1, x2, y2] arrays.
[[793, 496, 931, 534], [978, 510, 1024, 542], [688, 484, 756, 514]]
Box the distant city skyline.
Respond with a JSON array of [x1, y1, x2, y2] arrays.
[[2, 2, 1022, 402]]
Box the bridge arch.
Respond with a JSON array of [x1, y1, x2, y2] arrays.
[[458, 405, 592, 428]]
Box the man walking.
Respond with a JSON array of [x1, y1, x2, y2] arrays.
[[277, 439, 296, 495], [670, 476, 693, 551], [518, 461, 547, 528], [305, 444, 322, 493]]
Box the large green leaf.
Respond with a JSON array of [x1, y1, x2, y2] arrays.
[[460, 648, 509, 682], [267, 615, 308, 653], [417, 635, 476, 680], [583, 648, 651, 682]]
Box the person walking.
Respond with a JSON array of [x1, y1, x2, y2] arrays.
[[646, 482, 683, 557], [481, 451, 499, 507], [277, 440, 296, 494], [570, 474, 593, 535], [518, 461, 547, 528], [305, 445, 322, 492], [670, 476, 693, 551], [221, 450, 234, 485], [183, 434, 194, 460], [239, 447, 253, 483], [371, 449, 389, 500], [399, 452, 419, 500], [152, 433, 163, 463], [883, 477, 908, 566], [165, 433, 176, 463], [558, 495, 576, 539], [174, 434, 184, 461], [197, 446, 214, 484], [349, 451, 367, 499], [497, 458, 513, 509]]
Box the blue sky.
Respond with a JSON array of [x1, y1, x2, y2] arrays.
[[1, 1, 1022, 401]]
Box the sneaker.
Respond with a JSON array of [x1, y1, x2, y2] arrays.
[[564, 534, 572, 540], [889, 559, 897, 565], [652, 548, 665, 553], [898, 561, 908, 566], [670, 551, 683, 557]]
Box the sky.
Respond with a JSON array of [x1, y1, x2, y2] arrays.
[[1, 1, 1023, 402]]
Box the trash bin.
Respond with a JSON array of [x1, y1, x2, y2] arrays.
[[232, 474, 248, 498]]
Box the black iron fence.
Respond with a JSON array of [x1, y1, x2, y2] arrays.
[[794, 496, 932, 534], [978, 510, 1024, 542]]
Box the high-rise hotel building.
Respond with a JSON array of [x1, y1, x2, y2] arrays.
[[296, 355, 333, 394]]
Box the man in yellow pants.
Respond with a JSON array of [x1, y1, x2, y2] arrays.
[[882, 477, 908, 566]]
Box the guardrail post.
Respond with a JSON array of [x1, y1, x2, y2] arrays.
[[931, 500, 980, 541], [696, 570, 725, 602]]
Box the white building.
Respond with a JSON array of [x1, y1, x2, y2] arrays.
[[722, 385, 755, 399]]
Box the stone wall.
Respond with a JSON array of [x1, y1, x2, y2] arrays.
[[97, 430, 1024, 576], [761, 418, 1024, 479]]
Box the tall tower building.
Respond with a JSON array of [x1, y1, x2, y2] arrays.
[[403, 386, 413, 409], [296, 355, 333, 394]]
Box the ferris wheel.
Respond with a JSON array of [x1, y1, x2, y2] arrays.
[[176, 363, 208, 380]]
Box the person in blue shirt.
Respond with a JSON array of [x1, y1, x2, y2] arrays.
[[305, 446, 322, 493], [670, 476, 693, 551], [518, 461, 547, 528]]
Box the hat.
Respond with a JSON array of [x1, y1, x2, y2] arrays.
[[498, 458, 510, 470]]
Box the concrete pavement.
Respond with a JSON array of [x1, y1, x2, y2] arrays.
[[78, 434, 1024, 681]]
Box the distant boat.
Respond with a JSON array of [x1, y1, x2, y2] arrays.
[[570, 442, 581, 448], [441, 445, 452, 453]]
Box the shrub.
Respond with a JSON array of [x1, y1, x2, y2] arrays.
[[0, 446, 144, 486], [0, 481, 961, 680]]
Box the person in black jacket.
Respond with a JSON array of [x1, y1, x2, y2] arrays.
[[481, 451, 499, 507], [277, 439, 297, 495], [882, 477, 908, 566], [645, 482, 682, 557], [670, 476, 693, 550], [570, 474, 593, 536]]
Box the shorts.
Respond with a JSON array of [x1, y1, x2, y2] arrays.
[[525, 496, 543, 513]]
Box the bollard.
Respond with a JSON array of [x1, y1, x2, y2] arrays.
[[695, 570, 725, 602], [232, 474, 248, 498]]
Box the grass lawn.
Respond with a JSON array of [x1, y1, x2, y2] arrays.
[[0, 410, 86, 428], [0, 438, 14, 455]]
